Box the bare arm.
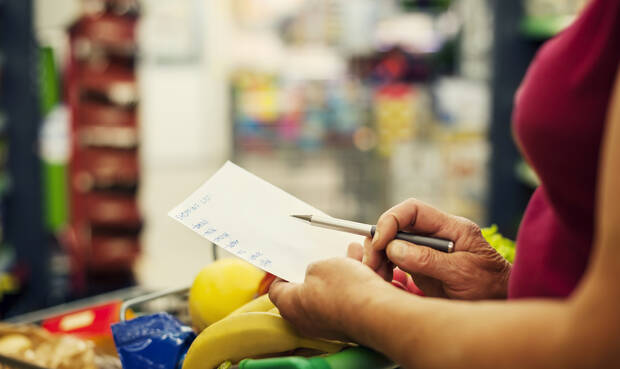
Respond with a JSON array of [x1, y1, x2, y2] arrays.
[[271, 66, 620, 368], [345, 66, 620, 368]]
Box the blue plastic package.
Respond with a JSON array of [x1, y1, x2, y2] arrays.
[[112, 313, 196, 369]]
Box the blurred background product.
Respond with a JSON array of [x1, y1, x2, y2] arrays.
[[0, 0, 585, 318], [66, 0, 141, 296]]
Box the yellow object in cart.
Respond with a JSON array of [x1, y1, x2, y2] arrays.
[[227, 293, 275, 317], [182, 312, 344, 369], [189, 259, 265, 331]]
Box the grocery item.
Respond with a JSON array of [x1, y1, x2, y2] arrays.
[[0, 334, 32, 355], [234, 346, 397, 369], [0, 323, 101, 369], [42, 300, 129, 355], [188, 258, 265, 330], [182, 312, 345, 369], [268, 307, 280, 315], [482, 225, 516, 263], [257, 272, 276, 295], [227, 293, 275, 317], [391, 267, 424, 296], [111, 313, 195, 369]]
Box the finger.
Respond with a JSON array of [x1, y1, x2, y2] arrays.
[[375, 257, 394, 281], [347, 242, 363, 261], [362, 237, 385, 271], [411, 274, 446, 298], [268, 278, 296, 306], [269, 278, 303, 321], [372, 199, 458, 253], [386, 240, 455, 282]]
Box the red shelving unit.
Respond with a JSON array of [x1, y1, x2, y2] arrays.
[[65, 1, 141, 294]]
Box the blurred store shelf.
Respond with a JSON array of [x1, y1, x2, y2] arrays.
[[515, 160, 540, 188], [520, 15, 575, 39]]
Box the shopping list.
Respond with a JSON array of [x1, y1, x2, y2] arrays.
[[168, 161, 364, 284]]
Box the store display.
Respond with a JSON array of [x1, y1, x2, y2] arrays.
[[0, 1, 18, 308], [521, 0, 587, 38], [228, 0, 501, 226], [0, 0, 42, 316], [66, 0, 141, 294], [0, 0, 556, 334]]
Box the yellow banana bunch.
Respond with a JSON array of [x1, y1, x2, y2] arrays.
[[267, 307, 280, 315], [182, 312, 344, 369], [227, 293, 275, 317]]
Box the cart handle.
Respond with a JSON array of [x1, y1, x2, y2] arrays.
[[119, 286, 189, 322]]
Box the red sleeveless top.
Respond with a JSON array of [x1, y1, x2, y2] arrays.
[[510, 0, 620, 298]]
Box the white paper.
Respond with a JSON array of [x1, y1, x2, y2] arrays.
[[168, 161, 364, 283]]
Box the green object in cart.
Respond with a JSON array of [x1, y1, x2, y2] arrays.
[[235, 347, 398, 369]]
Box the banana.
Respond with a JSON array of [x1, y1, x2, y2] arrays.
[[267, 307, 280, 315], [182, 312, 344, 369], [226, 293, 275, 317]]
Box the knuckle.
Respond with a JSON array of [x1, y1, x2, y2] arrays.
[[306, 262, 320, 275], [267, 282, 282, 301], [405, 197, 419, 207], [377, 212, 391, 226], [455, 216, 482, 236], [267, 289, 278, 304], [414, 248, 434, 269], [277, 303, 295, 322], [363, 238, 372, 251], [466, 222, 482, 236]]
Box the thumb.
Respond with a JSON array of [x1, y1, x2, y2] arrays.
[[386, 240, 453, 281]]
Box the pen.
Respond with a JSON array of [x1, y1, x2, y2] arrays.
[[291, 214, 454, 253]]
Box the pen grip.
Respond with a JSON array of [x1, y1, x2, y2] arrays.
[[370, 226, 454, 253]]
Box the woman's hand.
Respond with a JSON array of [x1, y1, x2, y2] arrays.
[[364, 198, 511, 299], [269, 255, 389, 341]]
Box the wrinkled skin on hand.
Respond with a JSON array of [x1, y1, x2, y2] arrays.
[[364, 198, 511, 299], [269, 248, 389, 341]]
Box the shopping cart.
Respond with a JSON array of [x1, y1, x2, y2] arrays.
[[0, 287, 397, 369], [0, 286, 145, 369], [119, 287, 398, 369]]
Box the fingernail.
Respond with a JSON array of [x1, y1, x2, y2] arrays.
[[362, 247, 369, 264], [389, 242, 407, 260], [371, 230, 380, 248]]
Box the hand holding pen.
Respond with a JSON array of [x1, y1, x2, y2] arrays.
[[350, 199, 512, 299], [291, 215, 454, 253]]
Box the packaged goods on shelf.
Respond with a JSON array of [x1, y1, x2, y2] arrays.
[[229, 0, 491, 225], [66, 3, 141, 295]]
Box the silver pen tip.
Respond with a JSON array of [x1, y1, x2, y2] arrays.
[[291, 214, 312, 222]]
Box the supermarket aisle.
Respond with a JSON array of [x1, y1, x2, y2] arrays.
[[136, 164, 219, 289], [134, 64, 230, 289], [134, 0, 233, 289]]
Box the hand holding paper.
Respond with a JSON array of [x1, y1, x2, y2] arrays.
[[168, 161, 364, 284]]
